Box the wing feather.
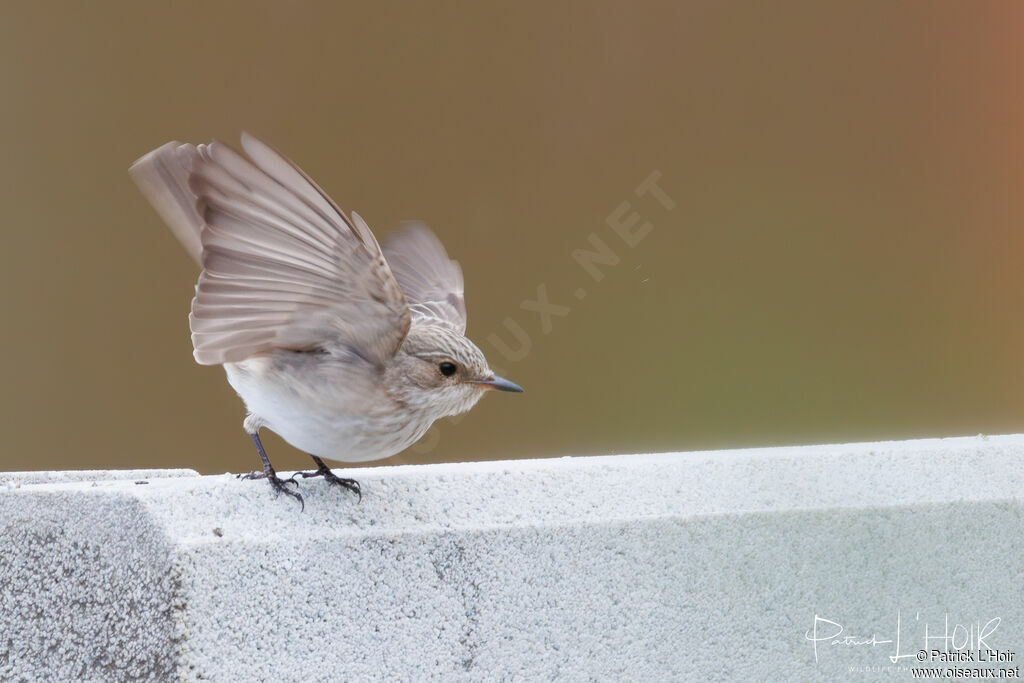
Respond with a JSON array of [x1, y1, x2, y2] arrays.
[[129, 142, 204, 263], [382, 223, 467, 334], [130, 134, 411, 366]]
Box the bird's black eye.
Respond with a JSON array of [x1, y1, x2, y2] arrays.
[[439, 361, 457, 377]]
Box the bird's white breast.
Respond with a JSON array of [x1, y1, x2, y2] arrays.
[[223, 354, 434, 463]]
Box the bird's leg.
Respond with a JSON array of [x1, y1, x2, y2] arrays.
[[238, 430, 305, 510], [292, 455, 362, 501]]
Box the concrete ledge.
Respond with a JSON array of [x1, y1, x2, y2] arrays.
[[1, 435, 1022, 680]]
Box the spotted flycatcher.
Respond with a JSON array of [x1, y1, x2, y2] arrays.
[[130, 133, 522, 507]]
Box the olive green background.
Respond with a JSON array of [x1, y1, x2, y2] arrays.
[[2, 2, 1023, 474]]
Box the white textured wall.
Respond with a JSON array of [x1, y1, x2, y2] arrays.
[[1, 435, 1022, 681]]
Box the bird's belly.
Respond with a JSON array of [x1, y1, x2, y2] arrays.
[[224, 359, 432, 463]]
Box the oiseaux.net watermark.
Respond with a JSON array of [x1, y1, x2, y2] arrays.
[[412, 170, 674, 454]]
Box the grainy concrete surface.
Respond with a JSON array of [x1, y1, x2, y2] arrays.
[[1, 435, 1022, 681]]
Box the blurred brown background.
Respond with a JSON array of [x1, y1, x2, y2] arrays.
[[2, 2, 1023, 474]]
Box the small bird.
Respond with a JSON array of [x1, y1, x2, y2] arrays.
[[129, 133, 522, 507]]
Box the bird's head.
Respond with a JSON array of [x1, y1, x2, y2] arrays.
[[388, 323, 523, 419]]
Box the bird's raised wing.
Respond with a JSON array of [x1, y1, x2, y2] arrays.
[[132, 133, 410, 366], [382, 223, 467, 334]]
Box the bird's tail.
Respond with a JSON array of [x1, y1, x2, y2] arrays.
[[129, 141, 204, 265]]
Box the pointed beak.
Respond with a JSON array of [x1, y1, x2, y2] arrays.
[[470, 374, 524, 393]]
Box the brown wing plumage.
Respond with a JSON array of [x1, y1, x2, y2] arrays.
[[382, 223, 467, 334], [128, 141, 204, 263], [130, 133, 410, 366]]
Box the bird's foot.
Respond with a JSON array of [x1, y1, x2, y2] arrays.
[[237, 469, 305, 510], [294, 464, 361, 502]]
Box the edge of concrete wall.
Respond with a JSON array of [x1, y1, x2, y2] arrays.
[[2, 434, 1022, 680]]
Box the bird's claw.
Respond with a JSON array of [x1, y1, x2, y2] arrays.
[[268, 474, 304, 510], [294, 465, 362, 502], [238, 469, 305, 510]]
